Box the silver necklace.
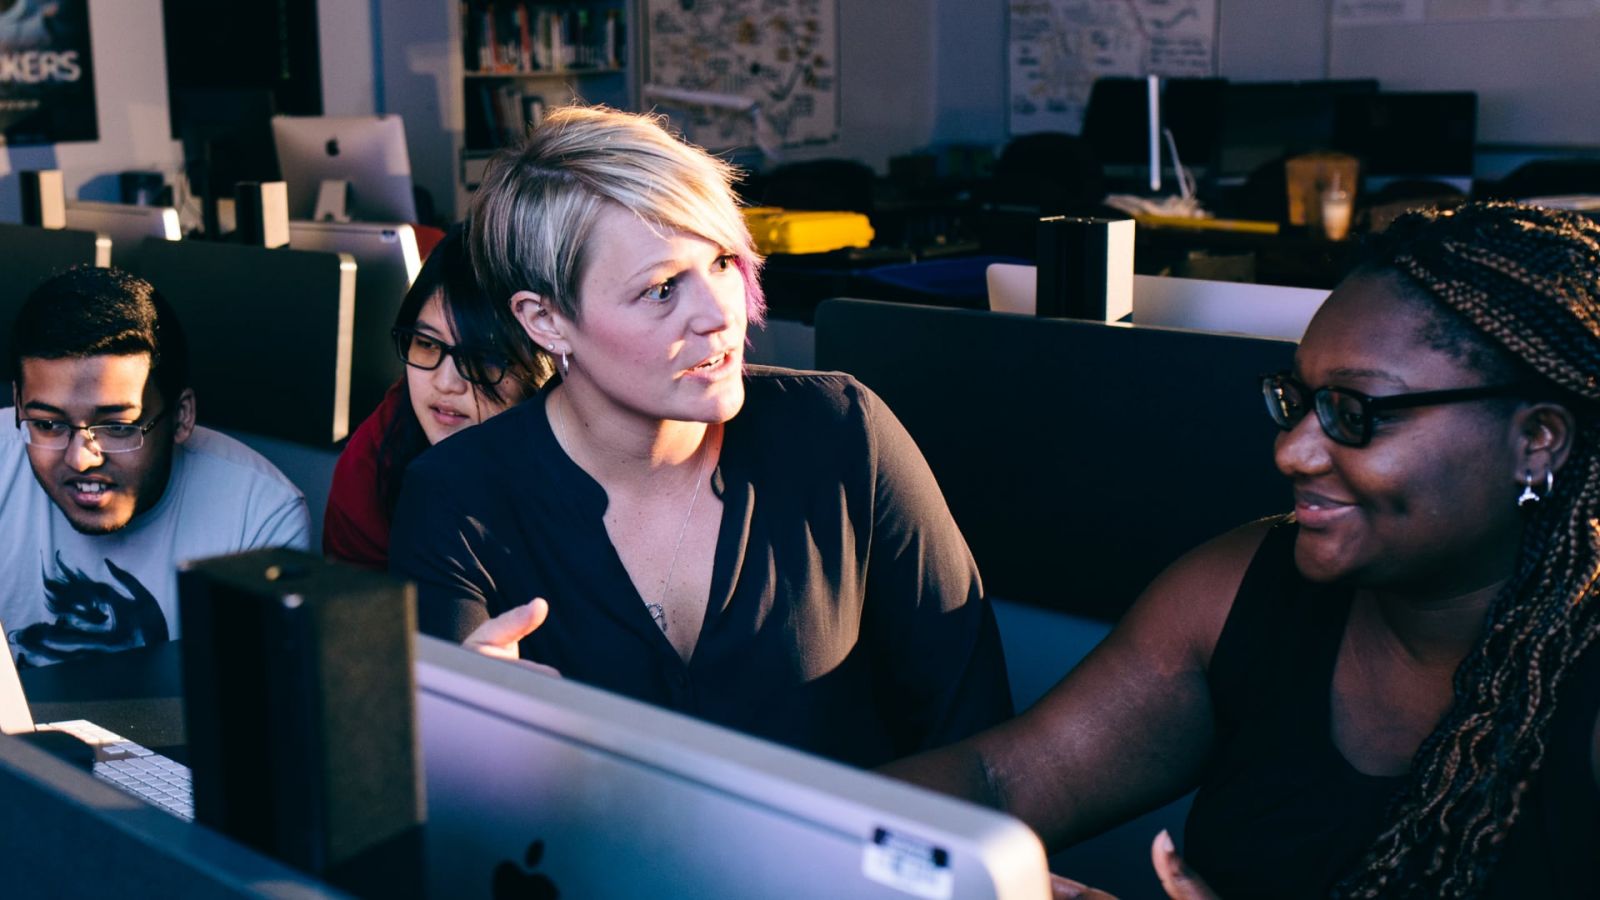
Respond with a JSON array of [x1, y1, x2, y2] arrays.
[[555, 392, 711, 636]]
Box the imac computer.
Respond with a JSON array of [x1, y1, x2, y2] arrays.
[[1210, 80, 1378, 185], [288, 220, 423, 421], [1081, 76, 1227, 187], [63, 200, 181, 272], [272, 115, 418, 223], [416, 636, 1051, 899]]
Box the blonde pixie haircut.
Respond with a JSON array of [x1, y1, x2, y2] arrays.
[[469, 104, 765, 324]]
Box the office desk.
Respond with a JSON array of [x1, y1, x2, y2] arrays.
[[1136, 223, 1365, 289], [21, 640, 187, 763]]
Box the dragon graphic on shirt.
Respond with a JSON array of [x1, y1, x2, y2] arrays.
[[8, 552, 170, 667]]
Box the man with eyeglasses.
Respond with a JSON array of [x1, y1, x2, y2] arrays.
[[0, 267, 310, 667]]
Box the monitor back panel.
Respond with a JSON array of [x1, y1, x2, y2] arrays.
[[0, 223, 109, 352], [1131, 274, 1329, 342], [418, 637, 1050, 900], [815, 298, 1296, 620], [63, 201, 181, 274], [289, 220, 421, 422], [138, 238, 354, 446]]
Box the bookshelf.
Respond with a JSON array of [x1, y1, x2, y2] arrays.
[[379, 0, 639, 221]]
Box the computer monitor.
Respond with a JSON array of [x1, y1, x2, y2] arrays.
[[417, 636, 1051, 899], [63, 200, 181, 273], [137, 238, 355, 446], [1131, 274, 1330, 342], [1211, 80, 1379, 183], [1333, 91, 1478, 190], [0, 223, 110, 352], [272, 115, 418, 223], [1082, 76, 1227, 184], [288, 220, 422, 422]]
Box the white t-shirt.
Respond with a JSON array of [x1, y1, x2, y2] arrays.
[[0, 413, 311, 666]]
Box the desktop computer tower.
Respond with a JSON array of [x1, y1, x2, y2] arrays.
[[179, 548, 422, 898]]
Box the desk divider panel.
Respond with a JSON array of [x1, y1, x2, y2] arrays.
[[814, 298, 1296, 621], [0, 223, 110, 352], [139, 238, 355, 447]]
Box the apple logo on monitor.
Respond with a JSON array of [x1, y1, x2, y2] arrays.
[[325, 138, 340, 158], [492, 839, 559, 899]]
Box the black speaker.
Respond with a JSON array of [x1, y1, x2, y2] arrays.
[[233, 180, 291, 248], [1035, 215, 1135, 321], [20, 169, 66, 229], [179, 548, 423, 898]]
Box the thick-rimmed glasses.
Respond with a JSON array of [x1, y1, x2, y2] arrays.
[[391, 327, 509, 387], [1260, 372, 1527, 448], [17, 407, 169, 454]]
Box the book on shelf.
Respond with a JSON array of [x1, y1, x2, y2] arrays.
[[461, 1, 626, 75], [470, 80, 546, 148]]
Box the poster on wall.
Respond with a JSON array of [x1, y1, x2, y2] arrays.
[[643, 0, 838, 160], [0, 0, 97, 145], [1009, 0, 1217, 136]]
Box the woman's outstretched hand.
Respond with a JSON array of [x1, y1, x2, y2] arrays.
[[1151, 830, 1218, 899], [463, 598, 562, 677], [1048, 830, 1219, 900]]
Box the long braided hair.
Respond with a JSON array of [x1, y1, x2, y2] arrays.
[[1334, 202, 1600, 898]]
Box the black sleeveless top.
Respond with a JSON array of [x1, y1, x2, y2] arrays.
[[1185, 519, 1600, 899]]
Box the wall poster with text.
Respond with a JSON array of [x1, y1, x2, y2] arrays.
[[0, 0, 97, 145]]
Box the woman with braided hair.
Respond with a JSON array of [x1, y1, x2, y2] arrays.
[[886, 201, 1600, 899]]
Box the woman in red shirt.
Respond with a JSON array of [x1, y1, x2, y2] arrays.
[[323, 226, 550, 567]]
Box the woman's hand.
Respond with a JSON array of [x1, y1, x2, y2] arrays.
[[463, 598, 562, 677], [1151, 830, 1218, 900], [1050, 874, 1119, 899], [1048, 830, 1219, 900]]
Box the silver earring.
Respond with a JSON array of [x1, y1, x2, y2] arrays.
[[560, 352, 570, 378], [1517, 470, 1553, 508]]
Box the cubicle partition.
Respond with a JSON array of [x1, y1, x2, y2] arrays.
[[814, 298, 1296, 621], [0, 223, 111, 352]]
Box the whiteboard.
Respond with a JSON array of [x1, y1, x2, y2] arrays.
[[1329, 13, 1600, 146]]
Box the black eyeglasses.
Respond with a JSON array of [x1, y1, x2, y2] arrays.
[[1260, 372, 1527, 448], [17, 406, 170, 454], [391, 327, 509, 387]]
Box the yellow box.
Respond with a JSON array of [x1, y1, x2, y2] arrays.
[[742, 206, 875, 255]]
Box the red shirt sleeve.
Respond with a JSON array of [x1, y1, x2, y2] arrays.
[[323, 382, 407, 569]]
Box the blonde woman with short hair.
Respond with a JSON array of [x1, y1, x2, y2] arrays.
[[389, 106, 1011, 766]]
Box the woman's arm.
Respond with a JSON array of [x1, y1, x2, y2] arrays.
[[883, 521, 1270, 850], [388, 459, 498, 641]]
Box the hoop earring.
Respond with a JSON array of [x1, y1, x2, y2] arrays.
[[1517, 470, 1554, 508], [560, 352, 570, 379]]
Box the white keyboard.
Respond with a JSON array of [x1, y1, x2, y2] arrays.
[[39, 718, 194, 820]]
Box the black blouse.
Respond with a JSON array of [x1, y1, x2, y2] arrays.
[[389, 367, 1013, 767], [1186, 519, 1600, 899]]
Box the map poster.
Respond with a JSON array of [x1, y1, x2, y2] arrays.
[[1009, 0, 1217, 136], [0, 0, 97, 145], [643, 0, 838, 155]]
